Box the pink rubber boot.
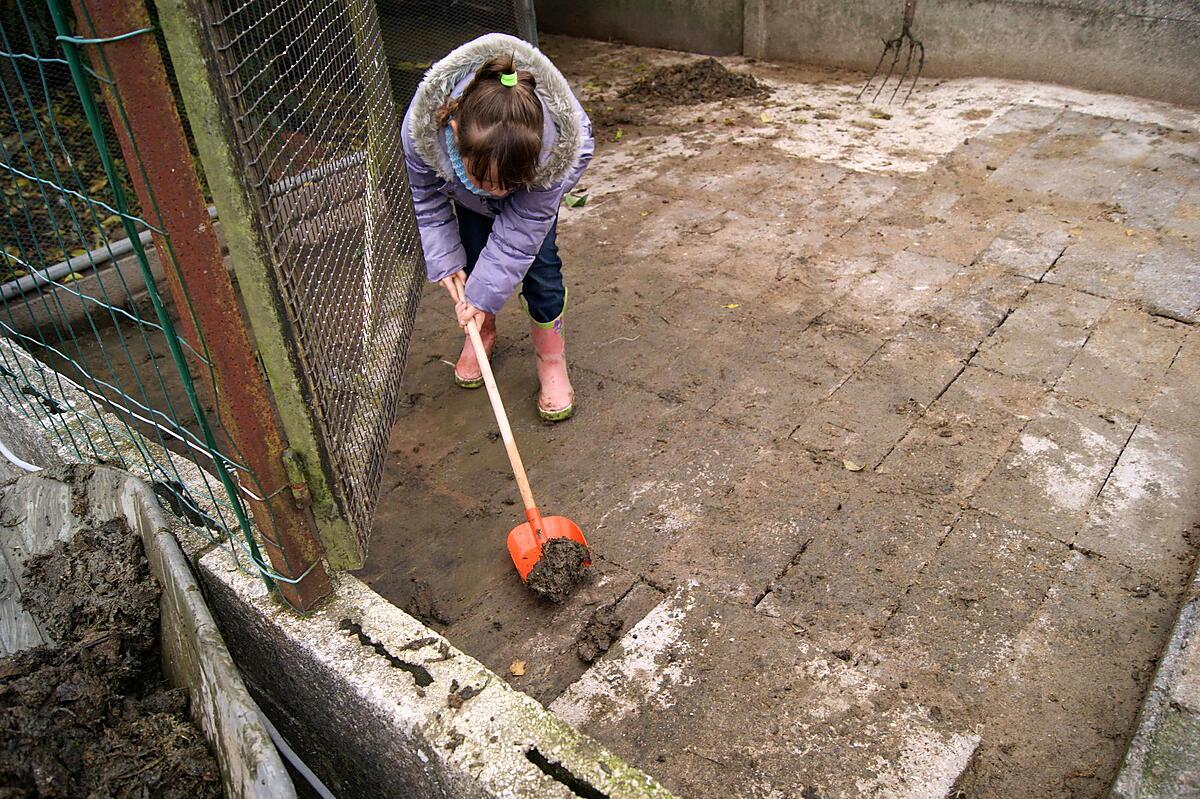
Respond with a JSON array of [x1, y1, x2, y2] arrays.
[[453, 313, 496, 389], [531, 319, 575, 421]]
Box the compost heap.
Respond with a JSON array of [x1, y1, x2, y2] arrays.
[[0, 517, 222, 798], [620, 57, 768, 106]]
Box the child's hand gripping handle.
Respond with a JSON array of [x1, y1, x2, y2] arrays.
[[451, 283, 544, 532]]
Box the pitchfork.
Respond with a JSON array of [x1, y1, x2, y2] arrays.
[[858, 0, 925, 105]]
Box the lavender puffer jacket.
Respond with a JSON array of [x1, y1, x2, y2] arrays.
[[401, 33, 594, 314]]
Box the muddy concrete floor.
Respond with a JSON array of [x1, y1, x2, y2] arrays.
[[359, 36, 1200, 799]]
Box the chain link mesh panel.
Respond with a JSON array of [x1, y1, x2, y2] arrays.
[[195, 0, 424, 550], [190, 0, 535, 553]]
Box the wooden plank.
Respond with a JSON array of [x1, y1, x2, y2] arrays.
[[0, 544, 48, 655]]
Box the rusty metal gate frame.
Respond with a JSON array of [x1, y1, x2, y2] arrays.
[[158, 0, 424, 569], [159, 0, 538, 570]]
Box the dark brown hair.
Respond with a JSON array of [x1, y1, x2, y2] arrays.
[[436, 54, 544, 191]]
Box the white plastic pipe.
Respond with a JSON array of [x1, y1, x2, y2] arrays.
[[0, 437, 41, 472], [255, 708, 337, 799]]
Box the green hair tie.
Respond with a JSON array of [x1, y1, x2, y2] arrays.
[[499, 71, 518, 87]]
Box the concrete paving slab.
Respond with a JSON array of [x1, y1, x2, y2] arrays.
[[976, 209, 1073, 280], [910, 265, 1031, 354], [527, 411, 774, 576], [644, 441, 871, 606], [1113, 168, 1191, 231], [972, 394, 1135, 541], [879, 365, 1045, 498], [1129, 241, 1200, 324], [551, 586, 980, 799], [756, 476, 961, 651], [987, 136, 1126, 207], [1163, 184, 1200, 242], [1075, 421, 1200, 586], [963, 551, 1178, 799], [903, 199, 1021, 269], [1057, 304, 1189, 416], [973, 282, 1111, 385], [839, 250, 962, 335], [790, 327, 965, 468], [703, 309, 881, 433], [877, 510, 1069, 704], [1042, 223, 1155, 300], [1143, 330, 1200, 439]]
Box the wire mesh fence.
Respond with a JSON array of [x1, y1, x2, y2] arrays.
[[0, 0, 286, 589], [4, 0, 540, 586], [183, 0, 537, 556], [191, 0, 430, 555]]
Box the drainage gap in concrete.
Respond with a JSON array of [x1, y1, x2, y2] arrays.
[[338, 619, 434, 687], [525, 748, 609, 799]]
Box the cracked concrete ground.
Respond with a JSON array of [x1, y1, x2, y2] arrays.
[[359, 37, 1200, 798]]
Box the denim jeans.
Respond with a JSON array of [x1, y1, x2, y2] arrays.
[[455, 203, 566, 324]]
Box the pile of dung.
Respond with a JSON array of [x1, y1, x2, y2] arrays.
[[620, 57, 768, 107], [526, 538, 590, 604], [0, 517, 222, 798], [575, 604, 623, 663]]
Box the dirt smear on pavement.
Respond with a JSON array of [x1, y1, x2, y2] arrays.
[[1, 517, 221, 798], [620, 58, 768, 107], [576, 603, 624, 663], [526, 538, 590, 604]]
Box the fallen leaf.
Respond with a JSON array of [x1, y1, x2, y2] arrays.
[[509, 660, 526, 676], [842, 459, 864, 472], [760, 111, 774, 123], [564, 192, 587, 208], [869, 109, 893, 120], [722, 303, 740, 309], [613, 128, 624, 142], [1124, 229, 1136, 236]]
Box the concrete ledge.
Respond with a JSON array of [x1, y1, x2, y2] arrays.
[[0, 466, 294, 799], [1113, 570, 1200, 798], [199, 553, 677, 799]]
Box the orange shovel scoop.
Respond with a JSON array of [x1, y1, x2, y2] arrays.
[[453, 284, 590, 590]]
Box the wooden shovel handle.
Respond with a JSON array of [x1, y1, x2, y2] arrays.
[[453, 283, 539, 514]]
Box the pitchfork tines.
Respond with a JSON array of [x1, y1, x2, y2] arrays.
[[858, 0, 925, 105]]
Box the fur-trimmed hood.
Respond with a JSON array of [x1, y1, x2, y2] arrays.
[[406, 33, 584, 189]]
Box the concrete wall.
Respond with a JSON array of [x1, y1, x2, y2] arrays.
[[200, 561, 677, 799], [743, 1, 1200, 107], [536, 0, 744, 55], [536, 0, 1200, 107]]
